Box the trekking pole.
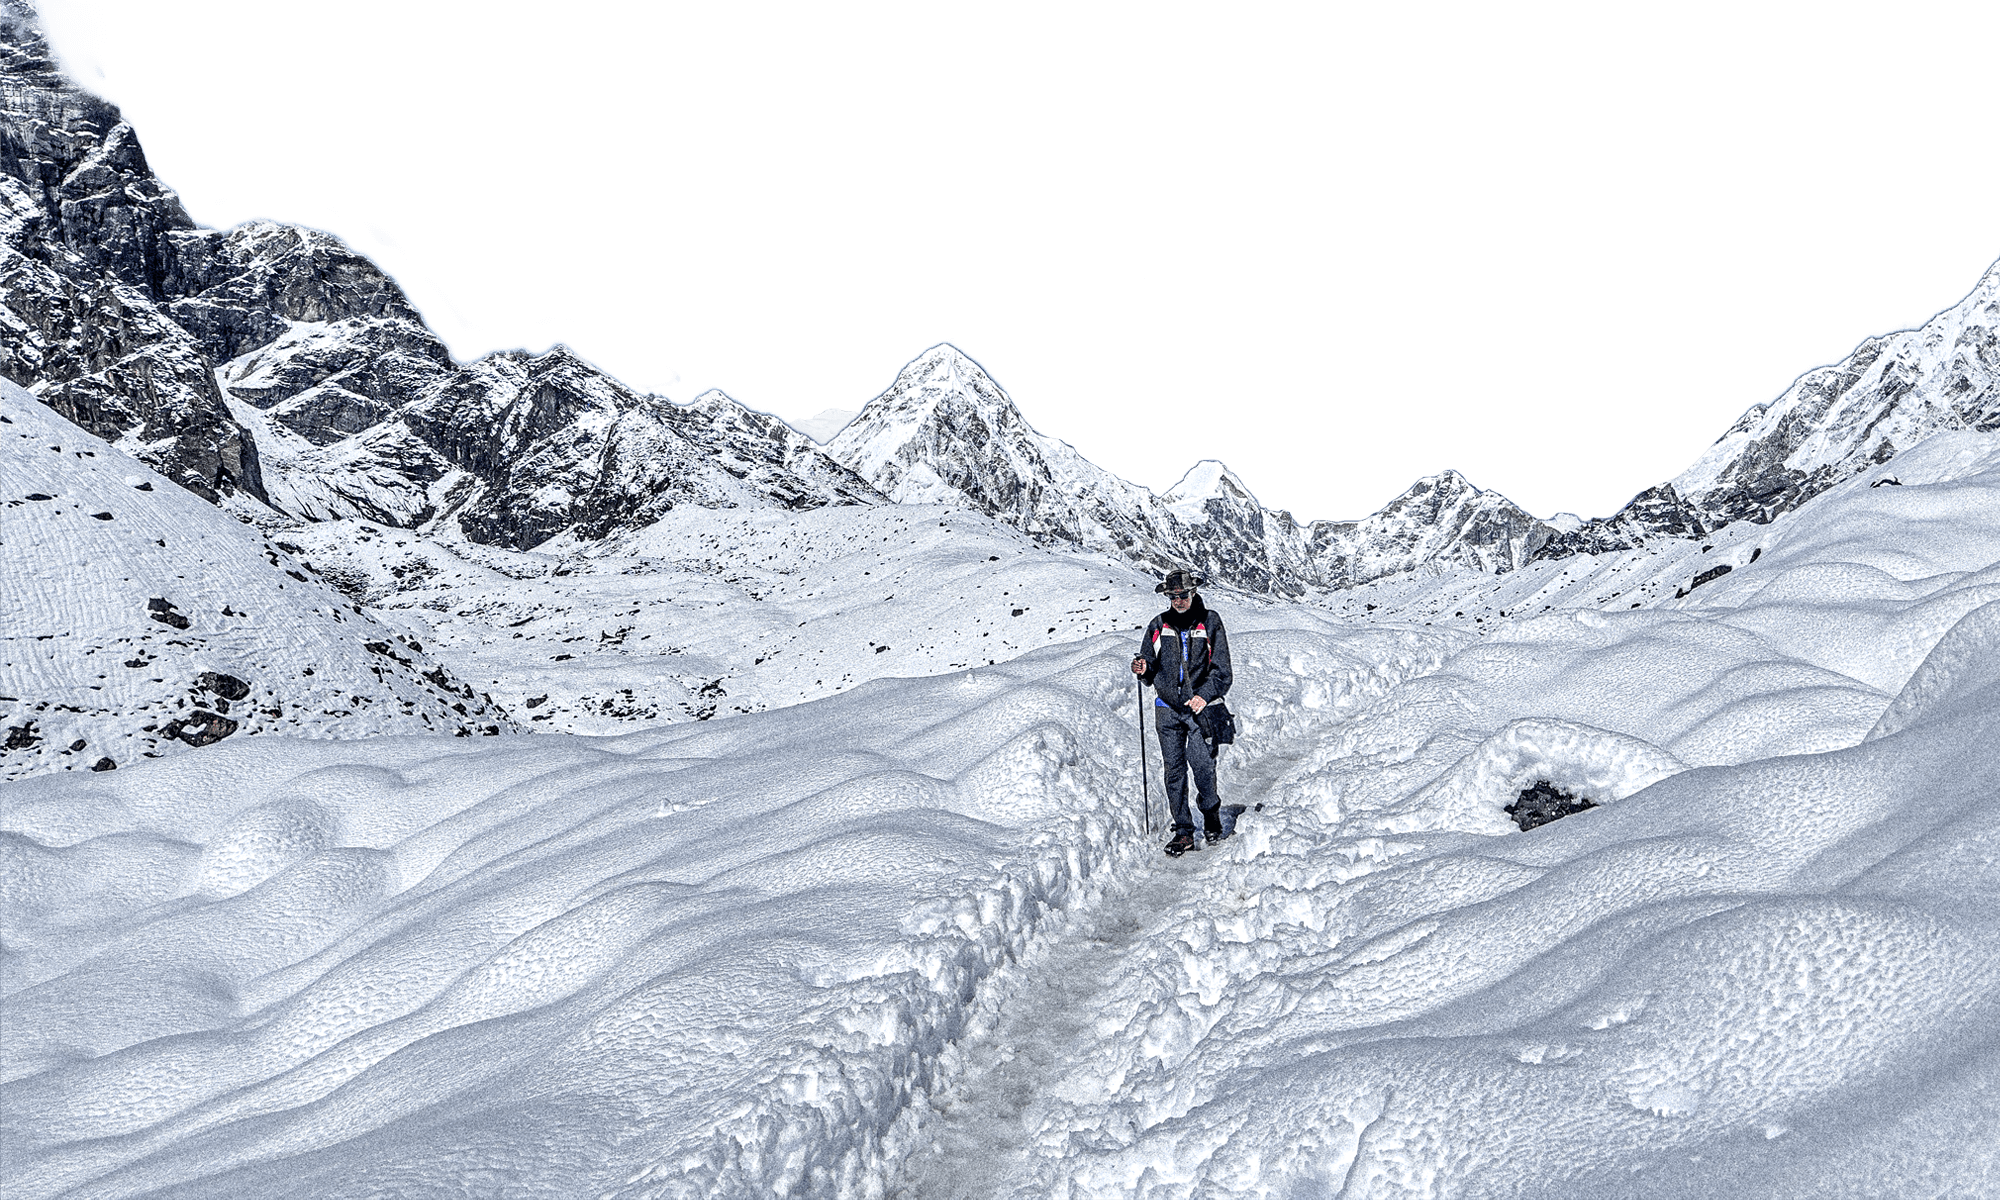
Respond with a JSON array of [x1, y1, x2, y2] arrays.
[[1137, 676, 1152, 836]]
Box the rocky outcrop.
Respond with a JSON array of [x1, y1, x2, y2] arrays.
[[0, 3, 260, 500]]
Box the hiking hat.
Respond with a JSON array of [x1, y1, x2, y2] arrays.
[[1155, 569, 1205, 595]]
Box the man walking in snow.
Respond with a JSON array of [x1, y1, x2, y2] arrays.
[[1132, 569, 1234, 856]]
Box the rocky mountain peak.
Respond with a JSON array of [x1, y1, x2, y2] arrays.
[[1163, 459, 1261, 524]]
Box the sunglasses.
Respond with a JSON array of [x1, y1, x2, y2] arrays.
[[1166, 589, 1195, 600]]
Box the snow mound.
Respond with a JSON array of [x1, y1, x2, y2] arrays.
[[0, 642, 1138, 1197], [1868, 597, 2000, 741], [1405, 717, 1686, 834]]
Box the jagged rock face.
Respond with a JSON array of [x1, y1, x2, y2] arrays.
[[1674, 260, 2000, 527], [830, 344, 1174, 551], [1331, 471, 1551, 586], [0, 8, 879, 550], [0, 8, 260, 501]]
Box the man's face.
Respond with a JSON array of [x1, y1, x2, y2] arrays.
[[1169, 589, 1195, 613]]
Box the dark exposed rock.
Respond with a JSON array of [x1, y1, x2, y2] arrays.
[[4, 720, 39, 750], [89, 756, 115, 771], [1505, 780, 1597, 831], [160, 709, 238, 747], [195, 671, 251, 701], [146, 596, 190, 629], [0, 9, 265, 501]]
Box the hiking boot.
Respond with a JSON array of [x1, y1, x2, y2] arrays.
[[1164, 831, 1197, 857], [1205, 828, 1231, 845]]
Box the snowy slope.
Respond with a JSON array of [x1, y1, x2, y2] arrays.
[[901, 437, 2000, 1200], [6, 427, 1999, 1198], [270, 502, 1177, 735], [0, 380, 512, 781]]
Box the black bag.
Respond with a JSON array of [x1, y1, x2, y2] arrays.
[[1199, 701, 1236, 746]]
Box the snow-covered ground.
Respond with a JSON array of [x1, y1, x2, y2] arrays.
[[6, 390, 2000, 1194], [268, 502, 1177, 736]]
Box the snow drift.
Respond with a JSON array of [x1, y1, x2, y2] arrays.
[[6, 423, 2000, 1198]]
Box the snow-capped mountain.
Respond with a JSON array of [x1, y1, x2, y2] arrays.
[[3, 0, 1997, 597], [0, 9, 876, 553], [1543, 259, 2000, 556], [826, 345, 1552, 593], [825, 280, 1997, 589]]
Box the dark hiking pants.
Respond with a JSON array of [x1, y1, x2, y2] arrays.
[[1156, 708, 1222, 836]]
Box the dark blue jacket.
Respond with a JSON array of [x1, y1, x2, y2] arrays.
[[1137, 601, 1232, 715]]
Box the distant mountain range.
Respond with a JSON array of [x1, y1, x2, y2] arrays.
[[4, 3, 1995, 594]]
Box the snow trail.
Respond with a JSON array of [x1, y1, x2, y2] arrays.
[[889, 870, 1170, 1199], [887, 705, 1353, 1199]]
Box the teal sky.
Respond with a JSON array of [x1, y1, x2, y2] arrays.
[[36, 0, 2000, 523]]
